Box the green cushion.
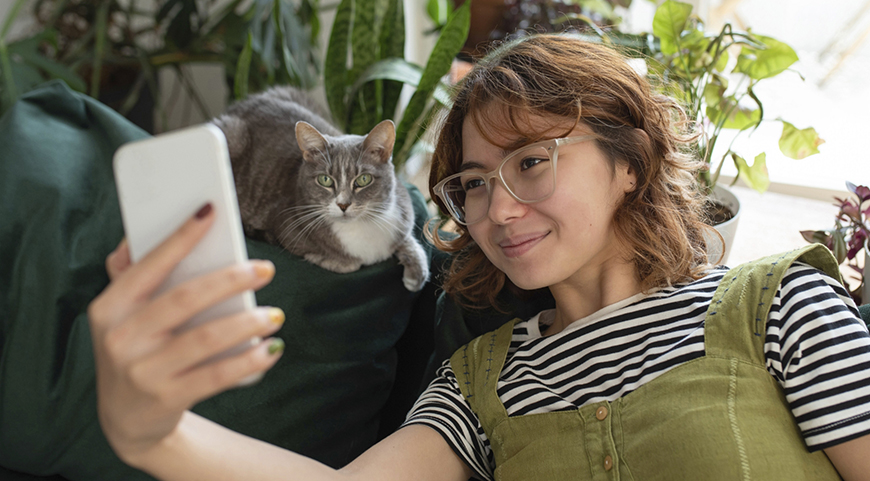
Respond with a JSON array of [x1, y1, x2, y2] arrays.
[[0, 80, 435, 479]]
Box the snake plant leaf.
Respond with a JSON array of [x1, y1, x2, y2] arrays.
[[325, 0, 353, 128], [235, 32, 254, 100], [734, 34, 798, 80], [394, 0, 469, 162], [732, 152, 769, 193], [779, 120, 824, 159], [652, 0, 692, 56], [347, 0, 380, 134], [379, 0, 405, 121], [350, 58, 453, 108]]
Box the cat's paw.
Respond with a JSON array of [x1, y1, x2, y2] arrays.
[[398, 239, 429, 292], [402, 267, 428, 292], [304, 253, 362, 273]]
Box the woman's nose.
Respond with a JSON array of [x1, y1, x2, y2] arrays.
[[486, 179, 527, 224]]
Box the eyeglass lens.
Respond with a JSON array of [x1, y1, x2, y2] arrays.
[[443, 144, 555, 224]]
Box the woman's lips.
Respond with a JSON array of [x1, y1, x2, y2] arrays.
[[499, 232, 548, 258]]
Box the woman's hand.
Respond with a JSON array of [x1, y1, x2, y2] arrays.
[[88, 204, 285, 467]]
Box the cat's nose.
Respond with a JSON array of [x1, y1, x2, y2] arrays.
[[337, 203, 351, 212]]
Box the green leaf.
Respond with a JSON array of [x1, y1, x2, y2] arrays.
[[427, 0, 450, 26], [779, 120, 824, 159], [708, 101, 760, 130], [325, 0, 353, 128], [234, 32, 254, 100], [394, 0, 469, 159], [6, 33, 86, 92], [652, 0, 692, 55], [352, 58, 422, 92], [379, 0, 405, 119], [346, 0, 380, 133], [831, 229, 848, 264], [732, 152, 770, 193], [734, 34, 798, 80], [800, 229, 831, 246]]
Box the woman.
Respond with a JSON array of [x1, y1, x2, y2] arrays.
[[89, 35, 870, 480]]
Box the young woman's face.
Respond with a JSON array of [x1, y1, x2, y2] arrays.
[[462, 111, 637, 291]]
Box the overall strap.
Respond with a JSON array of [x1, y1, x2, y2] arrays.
[[451, 319, 519, 434], [705, 244, 842, 364]]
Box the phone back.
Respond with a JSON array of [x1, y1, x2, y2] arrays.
[[113, 124, 255, 331]]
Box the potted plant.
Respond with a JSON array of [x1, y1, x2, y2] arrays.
[[801, 181, 870, 304], [639, 0, 824, 261], [0, 0, 321, 132]]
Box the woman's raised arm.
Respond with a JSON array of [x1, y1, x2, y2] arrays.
[[88, 205, 473, 481]]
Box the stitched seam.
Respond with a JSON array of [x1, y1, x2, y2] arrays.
[[484, 332, 497, 387], [461, 344, 473, 399], [728, 358, 751, 481]]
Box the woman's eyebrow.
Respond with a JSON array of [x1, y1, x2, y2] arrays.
[[458, 161, 489, 173]]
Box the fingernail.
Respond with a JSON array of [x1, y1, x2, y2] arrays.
[[252, 261, 275, 279], [195, 203, 213, 219], [267, 338, 285, 355], [267, 307, 285, 326]]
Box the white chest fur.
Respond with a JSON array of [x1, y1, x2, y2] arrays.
[[330, 204, 402, 265]]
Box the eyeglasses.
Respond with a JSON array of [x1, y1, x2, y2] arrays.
[[434, 135, 597, 225]]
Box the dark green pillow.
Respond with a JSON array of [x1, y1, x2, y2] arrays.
[[0, 80, 435, 479]]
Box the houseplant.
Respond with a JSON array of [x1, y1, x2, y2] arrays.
[[801, 181, 870, 304], [322, 0, 470, 172], [647, 0, 824, 198], [0, 0, 321, 132]]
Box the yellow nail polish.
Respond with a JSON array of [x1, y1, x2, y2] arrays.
[[252, 261, 275, 279], [267, 338, 285, 355], [268, 307, 285, 326]]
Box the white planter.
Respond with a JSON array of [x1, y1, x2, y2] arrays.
[[707, 184, 742, 265]]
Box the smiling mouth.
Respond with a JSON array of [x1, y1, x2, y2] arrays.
[[499, 232, 548, 258]]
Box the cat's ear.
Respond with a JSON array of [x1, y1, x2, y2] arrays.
[[296, 121, 329, 163], [362, 119, 396, 164]]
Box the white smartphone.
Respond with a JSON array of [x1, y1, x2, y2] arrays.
[[113, 124, 261, 376]]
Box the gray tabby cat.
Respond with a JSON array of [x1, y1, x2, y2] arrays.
[[211, 86, 429, 291]]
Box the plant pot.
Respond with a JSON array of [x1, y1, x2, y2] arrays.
[[707, 184, 742, 265]]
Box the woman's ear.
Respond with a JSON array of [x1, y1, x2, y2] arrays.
[[619, 163, 638, 193]]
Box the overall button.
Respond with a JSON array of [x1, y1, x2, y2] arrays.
[[596, 406, 608, 420], [604, 455, 613, 471]]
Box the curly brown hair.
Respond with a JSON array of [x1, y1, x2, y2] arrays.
[[427, 34, 716, 310]]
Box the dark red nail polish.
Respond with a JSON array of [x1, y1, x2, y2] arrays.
[[195, 203, 213, 219]]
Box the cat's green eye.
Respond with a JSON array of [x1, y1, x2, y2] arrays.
[[355, 174, 373, 188], [317, 175, 334, 188]]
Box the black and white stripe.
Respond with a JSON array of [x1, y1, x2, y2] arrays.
[[404, 263, 870, 480]]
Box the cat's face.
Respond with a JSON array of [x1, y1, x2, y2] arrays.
[[294, 120, 398, 222]]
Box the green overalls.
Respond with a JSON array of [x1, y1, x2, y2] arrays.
[[451, 245, 843, 480]]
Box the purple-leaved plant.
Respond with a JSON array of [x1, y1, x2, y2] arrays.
[[801, 181, 870, 304]]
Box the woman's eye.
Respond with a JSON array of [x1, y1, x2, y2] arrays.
[[520, 157, 548, 171], [355, 174, 373, 187], [316, 175, 334, 187], [462, 178, 486, 192]]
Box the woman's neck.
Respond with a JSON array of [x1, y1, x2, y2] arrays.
[[544, 257, 642, 336]]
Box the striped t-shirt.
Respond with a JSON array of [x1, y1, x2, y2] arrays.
[[403, 263, 870, 480]]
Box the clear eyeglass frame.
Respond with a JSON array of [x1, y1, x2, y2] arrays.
[[433, 135, 598, 225]]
